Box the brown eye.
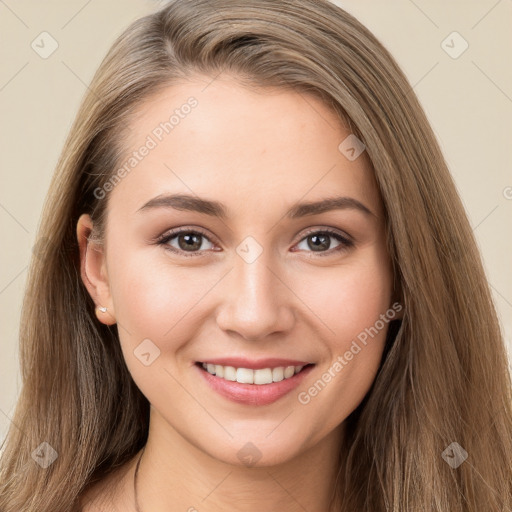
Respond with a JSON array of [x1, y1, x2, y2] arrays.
[[294, 229, 354, 256], [174, 232, 204, 251], [158, 229, 215, 257]]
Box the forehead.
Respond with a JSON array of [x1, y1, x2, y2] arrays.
[[109, 75, 382, 218]]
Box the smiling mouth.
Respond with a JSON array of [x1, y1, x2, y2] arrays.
[[196, 362, 314, 385]]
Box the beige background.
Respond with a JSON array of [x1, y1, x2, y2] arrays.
[[1, 0, 511, 444]]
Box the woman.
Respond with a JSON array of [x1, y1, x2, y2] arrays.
[[1, 0, 511, 510]]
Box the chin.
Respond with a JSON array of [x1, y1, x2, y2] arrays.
[[202, 434, 307, 469]]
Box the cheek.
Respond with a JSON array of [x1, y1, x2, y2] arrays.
[[292, 251, 393, 345], [106, 247, 211, 399], [297, 254, 393, 422], [107, 244, 221, 352], [291, 247, 392, 413], [109, 256, 176, 336]]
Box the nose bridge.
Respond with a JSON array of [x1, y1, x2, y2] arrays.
[[215, 242, 294, 340]]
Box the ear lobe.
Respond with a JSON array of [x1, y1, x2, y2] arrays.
[[76, 213, 116, 325]]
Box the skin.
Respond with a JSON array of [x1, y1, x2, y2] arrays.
[[77, 74, 398, 512]]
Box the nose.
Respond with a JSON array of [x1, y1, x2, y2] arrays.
[[215, 250, 295, 341]]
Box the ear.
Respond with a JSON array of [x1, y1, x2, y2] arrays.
[[76, 213, 116, 326]]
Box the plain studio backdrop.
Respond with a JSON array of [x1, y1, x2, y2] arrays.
[[0, 0, 511, 445]]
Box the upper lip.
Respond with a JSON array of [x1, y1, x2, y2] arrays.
[[198, 357, 313, 370]]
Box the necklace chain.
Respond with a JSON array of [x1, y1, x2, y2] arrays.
[[133, 446, 145, 512]]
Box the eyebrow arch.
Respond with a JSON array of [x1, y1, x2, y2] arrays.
[[137, 193, 375, 219]]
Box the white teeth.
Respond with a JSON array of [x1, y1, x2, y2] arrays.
[[223, 366, 236, 381], [254, 368, 273, 385], [272, 367, 284, 382], [284, 366, 295, 379], [201, 362, 306, 385], [236, 367, 254, 384], [214, 365, 224, 378]]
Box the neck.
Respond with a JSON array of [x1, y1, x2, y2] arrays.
[[134, 407, 345, 512]]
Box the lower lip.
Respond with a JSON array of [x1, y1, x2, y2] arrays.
[[196, 363, 315, 406]]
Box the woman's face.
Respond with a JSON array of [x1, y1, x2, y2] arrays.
[[81, 74, 396, 467]]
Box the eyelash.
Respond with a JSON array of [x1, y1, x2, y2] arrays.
[[155, 226, 354, 258]]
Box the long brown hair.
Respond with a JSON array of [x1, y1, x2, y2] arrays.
[[1, 1, 511, 510]]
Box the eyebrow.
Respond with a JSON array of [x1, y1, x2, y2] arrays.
[[137, 193, 375, 219]]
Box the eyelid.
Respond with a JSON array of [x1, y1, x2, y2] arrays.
[[298, 226, 353, 244], [155, 225, 214, 243]]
